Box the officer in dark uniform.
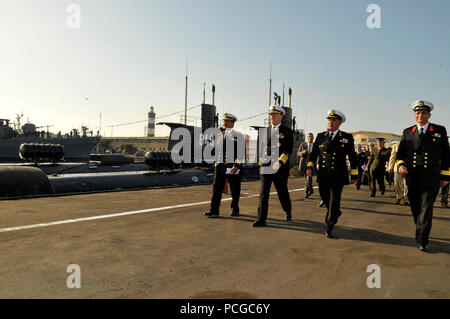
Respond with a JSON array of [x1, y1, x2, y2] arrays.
[[204, 113, 245, 217], [366, 137, 390, 197], [355, 144, 367, 190], [396, 100, 450, 251], [306, 109, 358, 238], [253, 105, 294, 227]]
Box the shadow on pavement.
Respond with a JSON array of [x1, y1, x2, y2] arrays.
[[218, 214, 450, 254], [341, 206, 450, 222]]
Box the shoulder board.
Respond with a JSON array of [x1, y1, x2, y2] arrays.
[[280, 125, 292, 133], [430, 123, 444, 131]]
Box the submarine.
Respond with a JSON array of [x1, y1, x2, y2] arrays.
[[0, 85, 304, 200]]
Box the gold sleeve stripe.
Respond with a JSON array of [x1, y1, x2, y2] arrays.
[[279, 153, 289, 164], [396, 160, 406, 166], [351, 169, 358, 175], [307, 161, 314, 167], [235, 159, 242, 164], [441, 170, 450, 176]]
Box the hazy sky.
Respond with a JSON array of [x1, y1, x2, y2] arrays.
[[1, 0, 449, 138]]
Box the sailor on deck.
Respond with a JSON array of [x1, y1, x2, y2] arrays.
[[204, 113, 245, 218], [396, 100, 450, 251], [306, 109, 358, 238], [253, 105, 294, 227]]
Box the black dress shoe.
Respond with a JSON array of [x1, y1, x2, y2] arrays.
[[204, 211, 219, 217], [370, 193, 375, 197], [381, 189, 385, 195], [230, 211, 240, 217], [442, 203, 449, 208], [325, 225, 334, 238], [252, 220, 266, 227], [305, 194, 309, 199], [318, 200, 325, 207], [285, 214, 292, 222], [419, 244, 429, 252]]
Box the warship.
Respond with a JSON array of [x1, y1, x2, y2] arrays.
[[0, 115, 100, 162]]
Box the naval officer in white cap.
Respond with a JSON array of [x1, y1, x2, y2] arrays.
[[396, 100, 450, 251], [204, 113, 245, 217], [306, 109, 358, 238], [253, 105, 294, 227]]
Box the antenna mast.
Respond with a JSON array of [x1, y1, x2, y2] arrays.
[[184, 59, 188, 126], [203, 82, 206, 104], [268, 62, 272, 106]]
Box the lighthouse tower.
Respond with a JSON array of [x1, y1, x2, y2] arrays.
[[147, 106, 155, 137]]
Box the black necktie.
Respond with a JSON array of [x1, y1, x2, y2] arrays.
[[419, 128, 424, 140], [329, 132, 333, 141]]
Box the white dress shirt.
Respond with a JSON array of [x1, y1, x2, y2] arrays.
[[328, 129, 340, 140], [307, 142, 314, 153], [417, 122, 429, 134], [272, 123, 281, 130], [224, 128, 234, 138]]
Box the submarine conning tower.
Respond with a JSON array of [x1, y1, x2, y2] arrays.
[[201, 103, 217, 132], [281, 106, 293, 130]]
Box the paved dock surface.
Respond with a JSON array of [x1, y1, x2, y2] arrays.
[[0, 177, 448, 298]]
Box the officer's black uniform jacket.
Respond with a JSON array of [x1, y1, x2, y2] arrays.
[[396, 123, 450, 188], [367, 147, 390, 171], [214, 129, 245, 171], [259, 125, 294, 176], [307, 130, 358, 185], [356, 151, 368, 168]]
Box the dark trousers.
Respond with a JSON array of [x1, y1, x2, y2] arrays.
[[256, 172, 291, 223], [209, 167, 241, 214], [407, 187, 439, 245], [305, 175, 313, 195], [319, 183, 344, 231], [356, 167, 364, 187], [370, 167, 385, 194], [441, 184, 449, 206]]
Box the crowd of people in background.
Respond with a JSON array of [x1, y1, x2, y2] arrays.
[[298, 137, 449, 209]]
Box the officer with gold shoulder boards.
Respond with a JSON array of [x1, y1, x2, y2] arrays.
[[396, 100, 450, 251], [306, 109, 358, 238], [204, 113, 245, 217], [253, 105, 294, 227]]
